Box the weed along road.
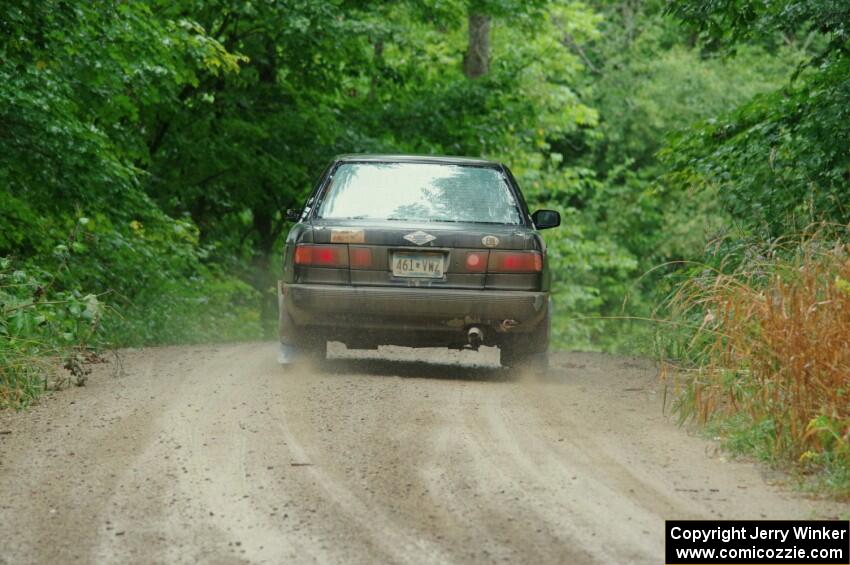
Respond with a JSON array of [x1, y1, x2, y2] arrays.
[[0, 343, 845, 565]]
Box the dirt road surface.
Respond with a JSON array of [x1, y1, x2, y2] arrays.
[[1, 343, 846, 564]]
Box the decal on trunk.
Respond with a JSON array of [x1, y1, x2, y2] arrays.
[[403, 230, 436, 246], [482, 235, 500, 247], [330, 229, 366, 243]]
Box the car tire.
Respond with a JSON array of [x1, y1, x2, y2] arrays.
[[297, 332, 327, 364], [279, 291, 326, 366], [278, 334, 326, 366], [500, 343, 549, 375], [500, 304, 551, 376]]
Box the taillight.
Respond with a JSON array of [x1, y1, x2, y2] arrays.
[[465, 251, 488, 273], [349, 247, 373, 269], [294, 244, 349, 267], [488, 251, 543, 273]]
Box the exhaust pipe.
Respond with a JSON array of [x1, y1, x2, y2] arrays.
[[467, 326, 484, 351]]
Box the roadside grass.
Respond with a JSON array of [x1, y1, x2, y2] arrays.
[[0, 349, 88, 410], [0, 261, 100, 409], [661, 229, 850, 496], [0, 254, 263, 409], [0, 354, 50, 409]]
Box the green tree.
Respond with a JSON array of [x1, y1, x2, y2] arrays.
[[664, 0, 850, 235]]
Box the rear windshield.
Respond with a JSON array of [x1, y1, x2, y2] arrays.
[[317, 162, 522, 225]]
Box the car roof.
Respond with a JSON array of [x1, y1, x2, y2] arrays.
[[334, 154, 502, 167]]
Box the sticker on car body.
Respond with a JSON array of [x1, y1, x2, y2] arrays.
[[330, 229, 365, 243]]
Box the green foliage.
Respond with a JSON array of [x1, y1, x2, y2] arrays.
[[664, 54, 850, 235], [0, 0, 261, 387], [0, 259, 101, 408], [664, 0, 850, 235], [72, 215, 262, 346], [0, 0, 242, 214], [667, 0, 850, 53], [542, 0, 802, 349]]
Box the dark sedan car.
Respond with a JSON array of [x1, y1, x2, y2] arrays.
[[278, 154, 560, 371]]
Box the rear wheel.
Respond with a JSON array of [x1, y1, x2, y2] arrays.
[[278, 333, 326, 366], [500, 343, 549, 377], [500, 305, 551, 376], [297, 332, 327, 364], [278, 298, 326, 366], [500, 345, 548, 371]]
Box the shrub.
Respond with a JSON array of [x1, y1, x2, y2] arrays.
[[665, 230, 850, 491], [0, 260, 101, 408]]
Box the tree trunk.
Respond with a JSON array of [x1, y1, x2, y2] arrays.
[[369, 39, 384, 100], [252, 42, 281, 337], [251, 206, 279, 337], [464, 13, 491, 79]]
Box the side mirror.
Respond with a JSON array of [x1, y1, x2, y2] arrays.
[[531, 209, 560, 230], [285, 208, 302, 222]]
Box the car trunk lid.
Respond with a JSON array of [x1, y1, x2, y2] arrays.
[[298, 220, 542, 291]]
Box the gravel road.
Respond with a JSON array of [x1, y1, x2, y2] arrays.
[[0, 343, 845, 564]]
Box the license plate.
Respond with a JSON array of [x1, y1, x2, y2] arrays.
[[392, 252, 445, 278]]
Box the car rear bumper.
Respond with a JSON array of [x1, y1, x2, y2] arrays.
[[281, 283, 548, 336]]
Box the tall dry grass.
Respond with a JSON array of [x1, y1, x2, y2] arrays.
[[666, 233, 850, 476]]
